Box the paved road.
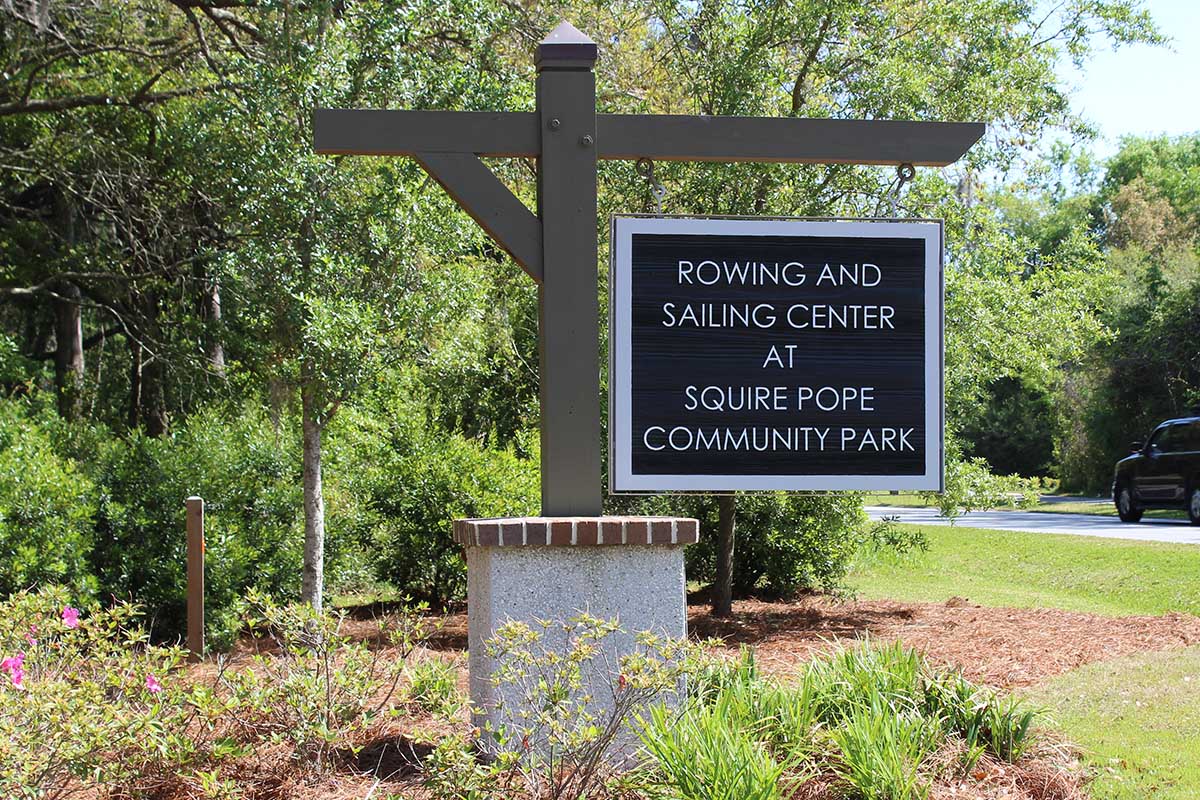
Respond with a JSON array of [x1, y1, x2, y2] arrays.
[[865, 506, 1200, 545]]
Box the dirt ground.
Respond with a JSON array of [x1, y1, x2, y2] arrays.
[[388, 594, 1200, 688], [686, 596, 1200, 688], [176, 597, 1200, 800]]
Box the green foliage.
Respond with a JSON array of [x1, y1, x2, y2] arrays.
[[0, 587, 194, 798], [958, 377, 1058, 477], [632, 492, 922, 599], [405, 657, 462, 716], [1058, 253, 1200, 492], [0, 585, 436, 797], [0, 402, 97, 597], [1101, 135, 1200, 237], [0, 396, 304, 646], [0, 381, 538, 641], [829, 706, 940, 800], [639, 701, 798, 800], [637, 642, 1039, 800], [225, 591, 429, 765], [85, 404, 305, 647], [483, 614, 699, 800], [328, 380, 539, 605]]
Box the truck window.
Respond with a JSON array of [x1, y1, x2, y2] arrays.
[[1183, 421, 1200, 452]]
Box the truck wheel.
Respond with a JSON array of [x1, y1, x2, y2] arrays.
[[1189, 485, 1200, 526], [1116, 483, 1143, 523]]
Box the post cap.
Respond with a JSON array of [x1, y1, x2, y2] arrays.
[[536, 21, 597, 69]]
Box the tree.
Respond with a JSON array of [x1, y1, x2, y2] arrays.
[[0, 0, 256, 428], [583, 0, 1160, 611], [200, 0, 528, 610]]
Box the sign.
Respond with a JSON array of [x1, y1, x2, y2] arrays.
[[609, 216, 943, 492]]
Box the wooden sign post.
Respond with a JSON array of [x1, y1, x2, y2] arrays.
[[313, 21, 983, 753], [185, 496, 204, 661], [313, 20, 983, 517]]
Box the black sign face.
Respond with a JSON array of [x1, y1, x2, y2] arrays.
[[610, 217, 943, 492]]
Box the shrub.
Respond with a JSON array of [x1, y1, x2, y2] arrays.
[[0, 586, 194, 797], [83, 404, 305, 647], [0, 401, 97, 598], [327, 386, 539, 606], [636, 642, 1040, 800], [221, 590, 430, 765], [405, 656, 462, 716], [478, 614, 696, 800], [627, 491, 922, 599], [0, 586, 438, 797]]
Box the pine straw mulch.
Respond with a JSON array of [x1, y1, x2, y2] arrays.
[[134, 597, 1200, 800], [686, 595, 1200, 688]]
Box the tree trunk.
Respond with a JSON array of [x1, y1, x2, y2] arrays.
[[52, 281, 84, 420], [140, 355, 168, 436], [300, 383, 325, 613], [712, 494, 737, 617], [129, 338, 143, 429], [202, 271, 226, 377]]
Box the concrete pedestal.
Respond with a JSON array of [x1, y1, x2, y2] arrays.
[[454, 516, 699, 749]]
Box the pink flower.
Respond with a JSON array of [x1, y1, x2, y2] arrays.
[[61, 606, 80, 629], [145, 674, 163, 694], [24, 631, 36, 647], [1, 653, 26, 689]]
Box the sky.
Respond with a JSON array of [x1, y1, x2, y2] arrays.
[[1054, 0, 1200, 158]]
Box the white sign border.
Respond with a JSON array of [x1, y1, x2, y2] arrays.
[[608, 214, 945, 493]]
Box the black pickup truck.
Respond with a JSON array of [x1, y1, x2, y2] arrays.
[[1113, 416, 1200, 524]]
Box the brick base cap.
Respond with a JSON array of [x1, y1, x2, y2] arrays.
[[453, 516, 699, 548]]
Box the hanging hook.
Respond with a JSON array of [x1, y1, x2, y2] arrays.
[[636, 157, 668, 215], [889, 162, 915, 218]]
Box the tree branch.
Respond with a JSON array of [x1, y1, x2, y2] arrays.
[[0, 82, 239, 117]]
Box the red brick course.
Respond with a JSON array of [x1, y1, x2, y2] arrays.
[[453, 516, 699, 547]]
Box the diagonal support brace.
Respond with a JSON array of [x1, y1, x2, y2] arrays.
[[414, 152, 543, 282]]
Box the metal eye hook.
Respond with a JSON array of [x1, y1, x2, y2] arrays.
[[890, 162, 915, 217], [636, 157, 668, 214]]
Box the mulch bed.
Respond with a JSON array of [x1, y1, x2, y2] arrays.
[[687, 596, 1200, 688], [172, 597, 1200, 800], [342, 594, 1200, 689]]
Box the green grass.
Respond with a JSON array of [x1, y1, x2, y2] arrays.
[[1028, 501, 1186, 520], [849, 524, 1200, 617], [1026, 646, 1200, 800], [862, 492, 944, 508], [863, 492, 1187, 519]]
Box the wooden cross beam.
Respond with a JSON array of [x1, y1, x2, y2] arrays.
[[312, 21, 985, 516]]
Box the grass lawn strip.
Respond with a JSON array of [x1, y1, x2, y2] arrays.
[[849, 523, 1200, 617], [1025, 646, 1200, 800], [863, 492, 1188, 520]]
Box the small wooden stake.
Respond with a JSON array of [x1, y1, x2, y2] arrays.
[[186, 496, 204, 661]]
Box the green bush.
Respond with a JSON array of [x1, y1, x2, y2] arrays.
[[328, 383, 539, 606], [82, 404, 304, 648], [627, 492, 919, 599], [0, 401, 97, 598], [0, 586, 193, 797], [638, 642, 1040, 800], [0, 585, 434, 797], [0, 396, 306, 645]]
